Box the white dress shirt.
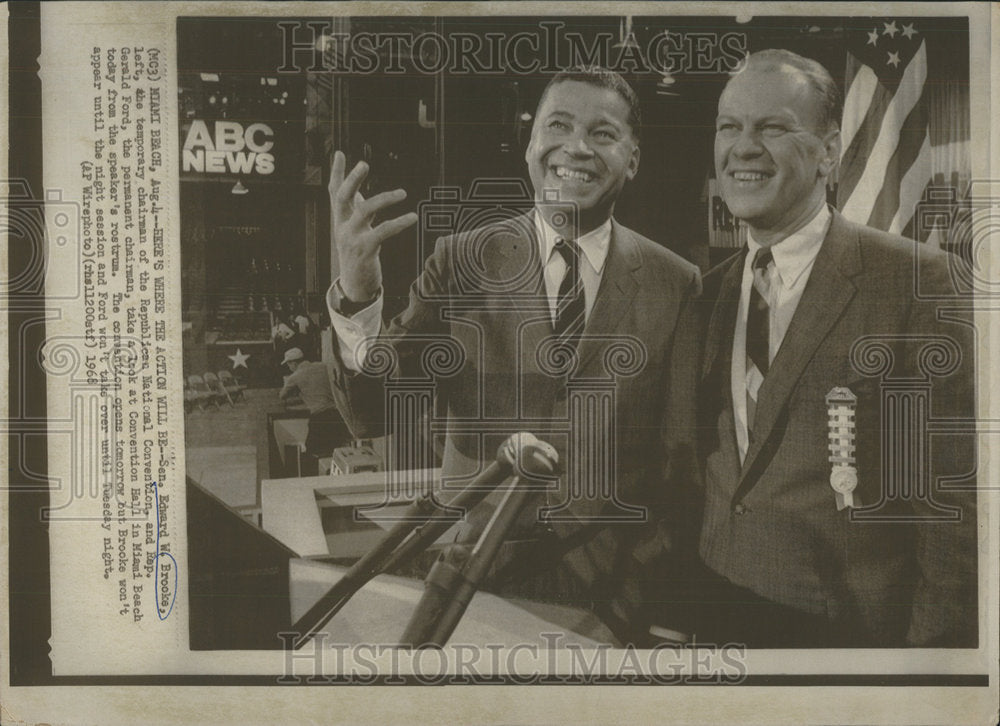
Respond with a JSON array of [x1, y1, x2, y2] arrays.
[[327, 210, 612, 372], [731, 204, 832, 460], [537, 213, 611, 326]]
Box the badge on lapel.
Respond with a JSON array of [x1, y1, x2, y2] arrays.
[[826, 387, 858, 510]]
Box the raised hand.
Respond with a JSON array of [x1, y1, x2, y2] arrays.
[[329, 150, 418, 302]]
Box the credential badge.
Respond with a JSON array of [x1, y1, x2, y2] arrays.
[[826, 386, 858, 510]]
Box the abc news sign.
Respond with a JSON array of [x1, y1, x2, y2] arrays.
[[182, 120, 277, 176]]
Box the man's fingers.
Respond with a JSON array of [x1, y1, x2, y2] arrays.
[[329, 151, 412, 249], [357, 188, 409, 221], [334, 159, 370, 212], [372, 212, 419, 242], [329, 150, 346, 197]]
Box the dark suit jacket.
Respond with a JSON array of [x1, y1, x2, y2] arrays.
[[697, 210, 977, 647], [329, 211, 701, 623]]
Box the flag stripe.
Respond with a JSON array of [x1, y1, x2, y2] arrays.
[[840, 41, 927, 225], [837, 83, 892, 206], [840, 59, 879, 158], [888, 129, 932, 234], [843, 42, 861, 91], [867, 97, 929, 230]]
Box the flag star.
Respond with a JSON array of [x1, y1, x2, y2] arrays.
[[228, 348, 250, 369], [901, 22, 917, 39], [866, 28, 879, 46], [883, 20, 899, 38], [887, 51, 901, 68]]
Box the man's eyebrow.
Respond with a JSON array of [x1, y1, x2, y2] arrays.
[[591, 116, 623, 128], [715, 112, 796, 124], [542, 109, 626, 131], [757, 114, 795, 123]]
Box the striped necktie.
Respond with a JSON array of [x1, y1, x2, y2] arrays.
[[745, 246, 773, 430], [553, 237, 586, 343]]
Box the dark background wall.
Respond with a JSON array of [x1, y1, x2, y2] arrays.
[[176, 14, 970, 357]]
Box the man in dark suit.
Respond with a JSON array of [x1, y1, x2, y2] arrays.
[[693, 49, 977, 647], [323, 67, 700, 638]]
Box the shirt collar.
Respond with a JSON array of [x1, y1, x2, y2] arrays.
[[747, 204, 831, 289], [535, 210, 612, 275]]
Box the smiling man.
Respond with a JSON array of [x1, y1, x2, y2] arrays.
[[524, 73, 640, 241], [691, 49, 977, 647], [324, 67, 701, 641]]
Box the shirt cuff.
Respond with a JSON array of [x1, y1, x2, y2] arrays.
[[326, 280, 383, 372]]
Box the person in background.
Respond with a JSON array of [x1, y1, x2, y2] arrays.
[[292, 308, 313, 337], [272, 318, 296, 347], [273, 314, 310, 359], [279, 347, 350, 459]]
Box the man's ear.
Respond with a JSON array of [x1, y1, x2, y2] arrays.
[[626, 144, 640, 181], [818, 129, 841, 178]]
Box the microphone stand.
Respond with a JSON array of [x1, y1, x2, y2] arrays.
[[290, 433, 553, 649], [399, 436, 559, 647]]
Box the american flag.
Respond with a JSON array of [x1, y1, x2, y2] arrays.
[[836, 19, 969, 245]]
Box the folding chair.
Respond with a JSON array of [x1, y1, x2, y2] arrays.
[[188, 374, 221, 410], [204, 371, 234, 406], [218, 369, 246, 402]]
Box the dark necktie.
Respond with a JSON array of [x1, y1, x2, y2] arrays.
[[745, 246, 773, 429], [553, 237, 586, 343]]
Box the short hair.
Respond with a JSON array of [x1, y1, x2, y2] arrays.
[[737, 49, 842, 133], [537, 66, 642, 144]]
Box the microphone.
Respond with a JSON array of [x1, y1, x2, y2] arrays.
[[378, 433, 556, 574], [291, 432, 552, 647], [400, 433, 559, 646], [497, 431, 559, 477]]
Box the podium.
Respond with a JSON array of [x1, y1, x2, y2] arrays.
[[188, 473, 616, 649], [187, 478, 299, 650], [290, 559, 615, 647], [260, 469, 449, 559]]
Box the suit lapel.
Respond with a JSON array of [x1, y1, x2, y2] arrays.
[[735, 212, 863, 495], [702, 250, 746, 382], [489, 213, 555, 381], [575, 220, 640, 372], [492, 212, 548, 325]]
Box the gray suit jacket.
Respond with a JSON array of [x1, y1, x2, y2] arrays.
[[330, 212, 701, 616], [697, 210, 977, 646]]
